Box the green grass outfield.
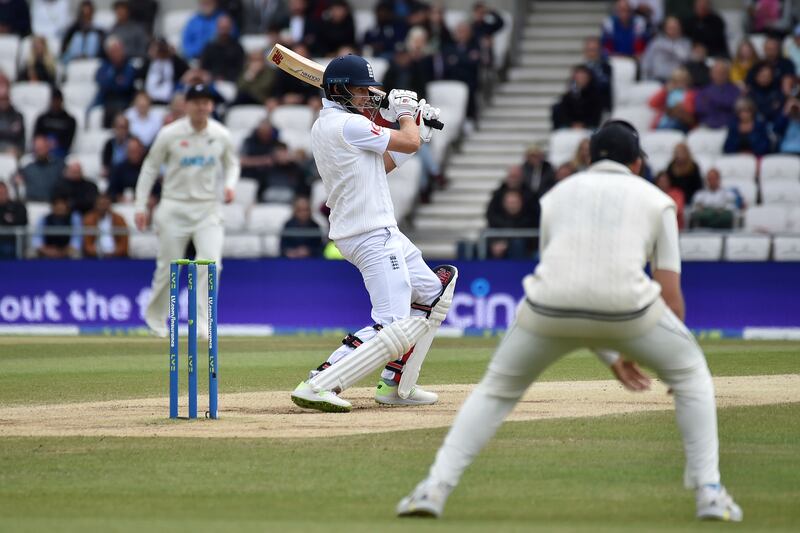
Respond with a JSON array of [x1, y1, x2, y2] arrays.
[[0, 337, 798, 532]]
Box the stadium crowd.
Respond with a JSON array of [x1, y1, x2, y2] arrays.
[[0, 0, 505, 259]]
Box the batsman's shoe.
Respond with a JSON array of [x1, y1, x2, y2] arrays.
[[290, 381, 352, 413], [696, 485, 743, 522], [397, 478, 453, 518], [375, 380, 438, 406]]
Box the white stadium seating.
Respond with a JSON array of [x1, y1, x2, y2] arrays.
[[67, 153, 102, 183], [234, 179, 258, 209], [279, 128, 311, 153], [0, 153, 18, 181], [223, 235, 261, 258], [388, 157, 422, 222], [548, 128, 590, 167], [240, 35, 270, 54], [679, 233, 724, 261], [62, 82, 97, 113], [760, 154, 800, 182], [222, 204, 247, 232], [162, 10, 194, 53], [761, 180, 800, 204], [112, 204, 138, 232], [0, 35, 20, 81], [65, 59, 101, 83], [269, 105, 314, 133], [773, 235, 800, 261], [129, 234, 159, 258], [745, 205, 789, 233], [225, 105, 268, 134], [610, 105, 654, 134], [616, 80, 662, 107], [713, 154, 757, 183], [353, 10, 376, 43], [250, 204, 293, 257], [787, 207, 800, 232], [640, 130, 685, 164], [610, 56, 637, 105], [724, 233, 771, 261], [727, 180, 757, 207], [10, 81, 51, 114], [687, 128, 727, 158], [92, 9, 116, 31], [74, 130, 112, 155]]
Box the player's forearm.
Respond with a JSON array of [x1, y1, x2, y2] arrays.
[[393, 117, 421, 153], [134, 163, 159, 212]]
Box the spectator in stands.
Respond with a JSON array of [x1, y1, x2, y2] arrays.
[[649, 66, 696, 131], [0, 0, 32, 37], [82, 193, 128, 258], [723, 97, 771, 156], [641, 16, 691, 82], [267, 44, 322, 108], [240, 118, 279, 198], [163, 93, 186, 125], [33, 89, 76, 158], [18, 35, 57, 84], [730, 39, 759, 87], [747, 0, 783, 33], [0, 85, 26, 156], [774, 96, 800, 154], [552, 65, 603, 130], [102, 115, 130, 178], [683, 41, 710, 88], [666, 142, 703, 202], [242, 0, 289, 34], [16, 135, 63, 201], [200, 15, 245, 82], [747, 63, 785, 125], [486, 189, 538, 260], [487, 165, 537, 228], [129, 0, 158, 35], [690, 167, 736, 228], [787, 24, 800, 74], [94, 36, 137, 128], [285, 0, 314, 48], [183, 0, 225, 61], [31, 0, 71, 42], [312, 0, 356, 57], [363, 0, 408, 60], [521, 144, 555, 200], [383, 34, 435, 100], [442, 22, 482, 120], [33, 196, 81, 258], [107, 136, 145, 202], [280, 196, 323, 258], [571, 138, 592, 171], [695, 60, 740, 129], [124, 91, 162, 147], [681, 0, 728, 58], [234, 50, 276, 105], [471, 1, 505, 68], [110, 1, 148, 58], [0, 181, 27, 258], [583, 36, 612, 111], [655, 171, 685, 229], [748, 35, 796, 90], [262, 141, 306, 202], [53, 160, 98, 215], [140, 38, 188, 105], [601, 0, 648, 57], [425, 3, 453, 53], [60, 0, 105, 64]]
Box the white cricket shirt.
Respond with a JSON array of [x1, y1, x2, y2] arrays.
[[311, 98, 395, 240], [134, 117, 240, 212], [524, 160, 680, 319]]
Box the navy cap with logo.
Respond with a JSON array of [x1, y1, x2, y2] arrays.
[[185, 84, 215, 101], [589, 120, 646, 165]]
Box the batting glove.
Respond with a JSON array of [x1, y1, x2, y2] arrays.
[[388, 89, 418, 121], [415, 99, 441, 143]]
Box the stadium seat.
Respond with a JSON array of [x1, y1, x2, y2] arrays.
[[225, 105, 268, 133], [163, 10, 194, 53], [713, 153, 757, 183], [0, 57, 16, 82], [679, 233, 724, 261], [493, 11, 514, 68], [444, 10, 469, 30], [773, 235, 800, 261], [248, 203, 293, 235], [610, 105, 654, 134], [369, 57, 388, 83], [65, 58, 101, 83], [744, 205, 789, 233], [749, 34, 767, 56], [726, 180, 757, 207], [223, 235, 261, 258], [647, 154, 671, 174], [309, 179, 329, 233], [222, 204, 247, 231], [62, 82, 97, 114], [640, 130, 685, 163], [214, 80, 237, 102], [129, 233, 159, 258], [270, 105, 314, 133], [694, 154, 715, 179], [354, 10, 377, 43], [240, 34, 269, 54], [759, 154, 800, 182], [86, 106, 105, 131], [262, 235, 281, 257], [25, 201, 50, 231], [616, 80, 662, 107], [92, 9, 116, 31], [388, 157, 422, 222], [686, 128, 727, 158], [10, 81, 51, 114], [427, 81, 469, 121], [65, 104, 86, 132], [548, 128, 590, 167], [0, 153, 18, 180], [74, 130, 112, 155], [761, 180, 800, 204], [279, 128, 311, 153], [112, 203, 138, 231], [723, 233, 771, 261], [610, 56, 637, 101], [787, 207, 800, 231], [0, 35, 20, 80], [234, 178, 258, 208], [229, 129, 248, 153], [67, 153, 102, 184]]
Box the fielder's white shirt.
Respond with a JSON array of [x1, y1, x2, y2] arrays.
[[311, 98, 395, 240], [524, 160, 680, 318], [134, 117, 240, 212]]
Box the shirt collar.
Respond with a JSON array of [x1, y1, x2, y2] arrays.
[[587, 160, 636, 175], [321, 98, 346, 111]]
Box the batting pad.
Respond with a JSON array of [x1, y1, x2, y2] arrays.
[[309, 316, 431, 393]]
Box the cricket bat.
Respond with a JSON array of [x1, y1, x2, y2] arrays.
[[268, 44, 444, 130]]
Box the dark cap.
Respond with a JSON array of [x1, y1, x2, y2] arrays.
[[589, 120, 646, 165], [185, 84, 214, 101]]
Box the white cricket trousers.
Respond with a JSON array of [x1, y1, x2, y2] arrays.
[[144, 198, 225, 334], [428, 302, 721, 490], [324, 226, 442, 379]]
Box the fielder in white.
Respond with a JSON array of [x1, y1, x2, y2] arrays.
[[134, 84, 240, 337], [397, 121, 743, 522], [290, 54, 458, 413]]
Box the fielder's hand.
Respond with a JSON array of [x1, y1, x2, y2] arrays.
[[134, 212, 149, 231], [415, 99, 441, 143], [224, 187, 235, 204], [388, 89, 418, 121], [610, 358, 652, 392]]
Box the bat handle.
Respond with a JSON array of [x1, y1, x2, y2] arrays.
[[424, 117, 444, 130]]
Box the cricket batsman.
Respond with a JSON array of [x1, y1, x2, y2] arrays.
[[289, 54, 458, 413], [134, 84, 240, 338], [397, 121, 743, 522]]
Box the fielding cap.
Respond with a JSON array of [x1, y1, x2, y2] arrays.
[[589, 120, 646, 165], [185, 84, 215, 101]]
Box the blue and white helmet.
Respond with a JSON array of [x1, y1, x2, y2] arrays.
[[322, 54, 382, 115]]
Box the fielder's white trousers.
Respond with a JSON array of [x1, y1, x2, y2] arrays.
[[428, 301, 721, 490], [144, 198, 224, 335], [325, 226, 442, 380]]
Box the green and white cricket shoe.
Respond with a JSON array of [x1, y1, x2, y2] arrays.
[[290, 381, 352, 413], [696, 484, 743, 522], [397, 478, 453, 518], [375, 380, 438, 406]]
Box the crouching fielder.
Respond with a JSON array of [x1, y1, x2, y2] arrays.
[[290, 54, 457, 413], [397, 121, 743, 523]]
